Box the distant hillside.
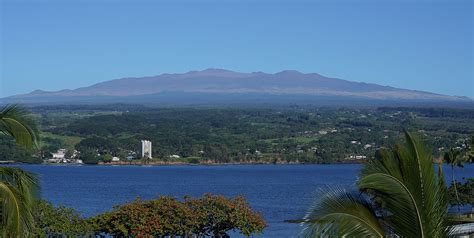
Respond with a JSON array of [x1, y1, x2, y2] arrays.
[[3, 69, 471, 105]]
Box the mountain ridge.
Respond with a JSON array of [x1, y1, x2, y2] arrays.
[[4, 69, 471, 103]]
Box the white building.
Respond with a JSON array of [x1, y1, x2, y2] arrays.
[[350, 155, 367, 160], [52, 149, 67, 159], [141, 140, 152, 159]]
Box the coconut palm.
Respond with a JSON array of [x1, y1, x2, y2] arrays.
[[462, 136, 474, 163], [303, 132, 451, 237], [443, 148, 464, 207], [0, 104, 39, 236]]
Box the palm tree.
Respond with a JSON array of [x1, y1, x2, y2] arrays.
[[303, 132, 451, 237], [0, 104, 40, 236], [443, 148, 464, 207], [462, 136, 474, 163]]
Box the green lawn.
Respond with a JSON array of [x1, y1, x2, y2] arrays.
[[263, 136, 319, 145], [40, 132, 84, 150]]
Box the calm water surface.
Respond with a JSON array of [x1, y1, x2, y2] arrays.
[[17, 164, 474, 237]]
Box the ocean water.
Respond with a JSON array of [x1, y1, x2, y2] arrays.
[[16, 164, 474, 237]]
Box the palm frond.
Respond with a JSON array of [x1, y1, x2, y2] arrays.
[[0, 167, 39, 205], [0, 182, 35, 237], [443, 149, 464, 167], [302, 187, 384, 238], [0, 168, 39, 236], [359, 132, 450, 238], [0, 104, 39, 149]]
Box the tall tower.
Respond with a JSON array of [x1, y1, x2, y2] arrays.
[[141, 140, 152, 159]]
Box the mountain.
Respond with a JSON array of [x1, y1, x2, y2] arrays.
[[3, 69, 471, 105]]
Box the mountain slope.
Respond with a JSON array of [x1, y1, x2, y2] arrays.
[[4, 69, 471, 103]]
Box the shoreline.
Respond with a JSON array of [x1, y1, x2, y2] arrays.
[[97, 160, 367, 166], [5, 160, 367, 166], [3, 157, 449, 166]]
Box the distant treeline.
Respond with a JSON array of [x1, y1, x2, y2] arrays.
[[2, 105, 473, 164], [377, 107, 474, 119]]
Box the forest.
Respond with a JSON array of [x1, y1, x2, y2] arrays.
[[1, 105, 473, 164]]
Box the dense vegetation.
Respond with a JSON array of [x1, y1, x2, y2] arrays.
[[32, 194, 266, 237], [2, 105, 472, 164]]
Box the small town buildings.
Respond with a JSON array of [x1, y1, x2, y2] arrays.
[[47, 149, 82, 164], [349, 155, 367, 160], [71, 150, 80, 159], [52, 149, 67, 159]]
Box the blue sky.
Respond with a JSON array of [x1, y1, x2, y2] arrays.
[[1, 0, 473, 98]]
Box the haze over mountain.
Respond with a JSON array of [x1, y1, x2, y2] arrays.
[[3, 69, 471, 105]]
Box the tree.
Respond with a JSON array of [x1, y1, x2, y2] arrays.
[[79, 149, 100, 165], [185, 194, 267, 237], [443, 148, 464, 207], [31, 200, 94, 237], [462, 135, 474, 163], [0, 105, 40, 236], [303, 132, 450, 237], [92, 194, 266, 237], [102, 154, 113, 163], [75, 136, 119, 155], [448, 178, 474, 206]]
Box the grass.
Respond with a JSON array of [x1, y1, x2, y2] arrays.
[[40, 131, 84, 150], [263, 136, 320, 145]]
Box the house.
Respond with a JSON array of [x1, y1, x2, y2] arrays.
[[51, 149, 67, 159], [112, 157, 120, 162], [170, 155, 180, 159], [350, 155, 367, 160]]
